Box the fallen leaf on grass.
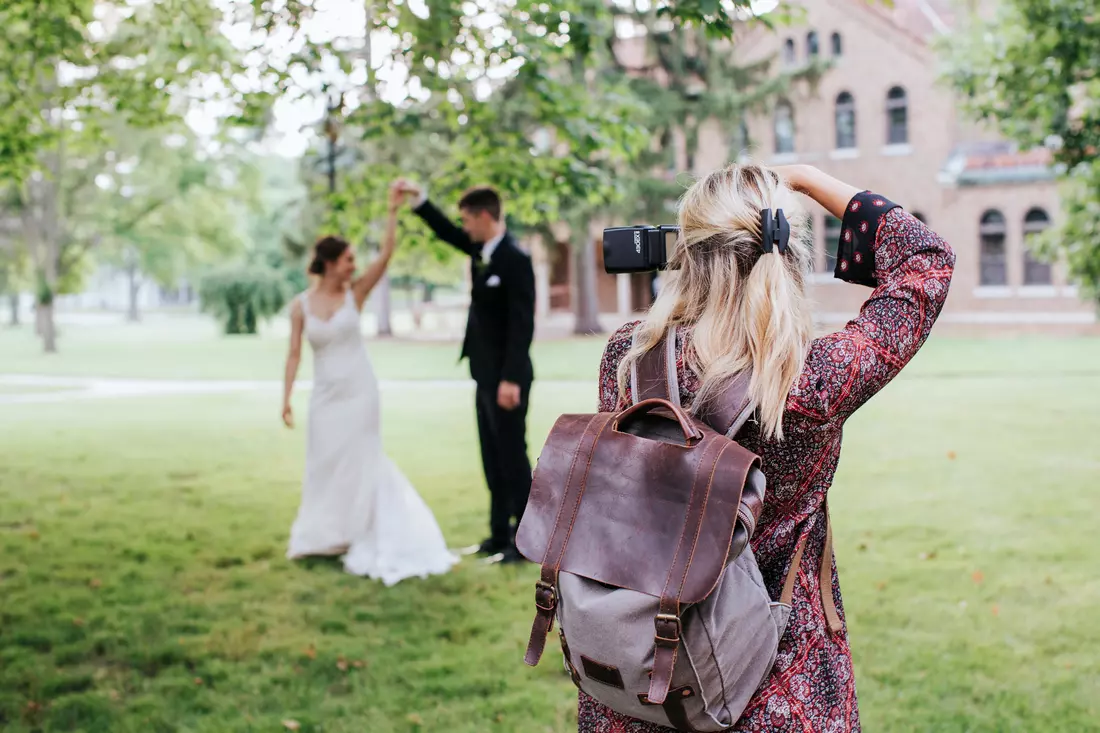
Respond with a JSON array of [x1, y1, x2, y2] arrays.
[[352, 660, 365, 669], [282, 721, 301, 731], [918, 551, 937, 561], [193, 678, 203, 685], [947, 451, 957, 460], [875, 581, 888, 591], [336, 658, 348, 672], [971, 570, 984, 585], [303, 645, 316, 660], [991, 605, 999, 617], [89, 578, 102, 589], [28, 530, 40, 541], [72, 617, 85, 627], [407, 713, 423, 725]]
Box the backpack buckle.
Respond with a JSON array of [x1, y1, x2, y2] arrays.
[[535, 581, 557, 612], [654, 613, 681, 646]]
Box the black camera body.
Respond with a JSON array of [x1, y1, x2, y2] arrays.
[[602, 225, 680, 274]]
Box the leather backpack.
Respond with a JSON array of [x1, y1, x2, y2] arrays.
[[516, 326, 840, 731]]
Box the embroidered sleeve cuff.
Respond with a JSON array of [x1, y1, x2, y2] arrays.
[[833, 191, 901, 288]]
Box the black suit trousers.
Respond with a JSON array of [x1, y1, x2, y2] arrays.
[[474, 382, 532, 546]]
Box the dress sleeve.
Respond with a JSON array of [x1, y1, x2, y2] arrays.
[[598, 322, 639, 412], [794, 192, 956, 423]]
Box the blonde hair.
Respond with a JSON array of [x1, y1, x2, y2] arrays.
[[617, 164, 814, 440]]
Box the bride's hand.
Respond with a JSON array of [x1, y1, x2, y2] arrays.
[[282, 403, 294, 429]]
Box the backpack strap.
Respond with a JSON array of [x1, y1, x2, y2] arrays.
[[632, 325, 756, 438], [630, 325, 679, 405], [778, 504, 844, 633], [523, 412, 617, 667]]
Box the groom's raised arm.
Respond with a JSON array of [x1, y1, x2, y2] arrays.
[[413, 198, 478, 256]]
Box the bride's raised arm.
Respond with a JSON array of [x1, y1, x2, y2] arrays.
[[351, 185, 403, 311]]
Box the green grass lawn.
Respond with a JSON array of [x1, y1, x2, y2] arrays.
[[2, 328, 1100, 732]]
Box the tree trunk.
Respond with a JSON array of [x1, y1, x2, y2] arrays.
[[573, 236, 603, 335], [126, 263, 141, 322], [9, 293, 19, 327], [37, 300, 57, 353]]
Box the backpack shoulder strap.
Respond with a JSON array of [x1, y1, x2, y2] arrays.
[[630, 325, 679, 406], [696, 371, 755, 439], [632, 325, 756, 437]]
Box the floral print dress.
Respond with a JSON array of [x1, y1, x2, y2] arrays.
[[578, 193, 956, 732]]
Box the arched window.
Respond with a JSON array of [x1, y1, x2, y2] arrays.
[[831, 32, 843, 57], [774, 100, 795, 154], [835, 92, 856, 149], [979, 210, 1007, 286], [823, 215, 842, 272], [1023, 208, 1052, 285], [807, 32, 819, 58], [783, 39, 796, 66], [886, 86, 908, 145]]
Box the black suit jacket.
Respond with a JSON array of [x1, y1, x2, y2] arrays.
[[414, 199, 535, 387]]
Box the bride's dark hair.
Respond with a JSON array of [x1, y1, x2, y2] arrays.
[[309, 236, 349, 275]]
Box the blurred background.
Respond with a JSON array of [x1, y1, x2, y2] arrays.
[[1, 1, 1098, 732]]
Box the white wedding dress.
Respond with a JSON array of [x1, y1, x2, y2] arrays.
[[286, 288, 458, 585]]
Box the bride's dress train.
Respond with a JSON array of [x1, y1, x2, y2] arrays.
[[286, 289, 457, 585]]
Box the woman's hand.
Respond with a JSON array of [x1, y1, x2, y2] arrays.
[[388, 181, 404, 213], [771, 164, 814, 195], [770, 165, 861, 219], [282, 403, 294, 429]]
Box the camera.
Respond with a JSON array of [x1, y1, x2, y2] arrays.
[[602, 225, 680, 274]]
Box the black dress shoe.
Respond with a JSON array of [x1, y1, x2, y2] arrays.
[[477, 538, 509, 556], [498, 545, 528, 564]]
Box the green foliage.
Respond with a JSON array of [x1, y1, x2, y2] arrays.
[[942, 0, 1100, 302], [198, 265, 290, 335], [93, 127, 253, 293]]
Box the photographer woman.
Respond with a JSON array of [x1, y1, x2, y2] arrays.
[[581, 164, 955, 732]]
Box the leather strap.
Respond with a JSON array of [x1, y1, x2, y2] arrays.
[[524, 412, 616, 666], [779, 502, 844, 634], [559, 630, 581, 687], [639, 685, 700, 732], [647, 437, 732, 705], [633, 327, 754, 439], [695, 371, 754, 439], [631, 326, 678, 405]]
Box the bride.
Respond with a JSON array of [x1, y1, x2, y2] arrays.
[[281, 183, 457, 584]]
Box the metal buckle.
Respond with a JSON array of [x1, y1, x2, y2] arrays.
[[654, 613, 681, 643], [535, 581, 557, 612]]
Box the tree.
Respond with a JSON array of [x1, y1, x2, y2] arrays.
[[93, 128, 252, 321], [198, 264, 291, 335], [943, 0, 1100, 303], [247, 0, 779, 333], [0, 222, 29, 327], [2, 0, 244, 351]]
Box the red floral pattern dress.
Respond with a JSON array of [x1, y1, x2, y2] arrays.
[[578, 193, 955, 732]]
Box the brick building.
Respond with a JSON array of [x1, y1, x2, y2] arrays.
[[538, 0, 1097, 332]]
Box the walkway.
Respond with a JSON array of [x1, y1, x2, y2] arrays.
[[0, 374, 592, 405]]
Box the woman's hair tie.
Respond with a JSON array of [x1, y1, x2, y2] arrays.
[[760, 209, 791, 255]]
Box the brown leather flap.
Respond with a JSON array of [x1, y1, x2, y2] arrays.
[[516, 409, 760, 604]]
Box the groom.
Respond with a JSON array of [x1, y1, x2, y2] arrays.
[[395, 180, 535, 564]]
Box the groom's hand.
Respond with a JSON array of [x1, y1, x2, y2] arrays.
[[497, 380, 521, 411]]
